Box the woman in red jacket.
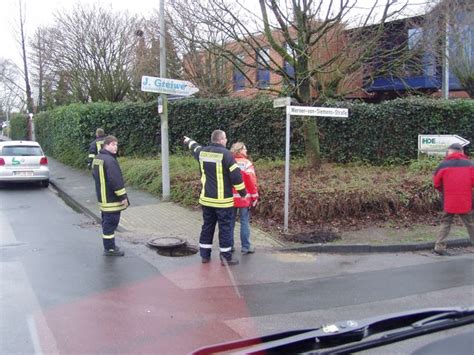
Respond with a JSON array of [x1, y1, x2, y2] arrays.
[[230, 142, 259, 254]]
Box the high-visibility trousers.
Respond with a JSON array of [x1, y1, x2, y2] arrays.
[[199, 206, 233, 260], [101, 211, 121, 250]]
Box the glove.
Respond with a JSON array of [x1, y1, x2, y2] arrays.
[[87, 162, 92, 170], [183, 136, 191, 145], [251, 199, 258, 207]]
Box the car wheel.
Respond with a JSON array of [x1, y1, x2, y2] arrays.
[[40, 179, 49, 188]]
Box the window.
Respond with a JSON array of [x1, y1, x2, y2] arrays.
[[283, 42, 295, 85], [406, 27, 425, 76], [408, 27, 423, 50], [454, 24, 473, 61], [2, 146, 43, 156], [256, 47, 270, 88], [233, 54, 246, 91]]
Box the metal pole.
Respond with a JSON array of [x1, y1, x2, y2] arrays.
[[160, 0, 170, 200], [29, 113, 35, 141], [441, 17, 449, 99], [283, 108, 291, 233]]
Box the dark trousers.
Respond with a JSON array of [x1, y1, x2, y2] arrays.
[[101, 211, 121, 250], [199, 206, 234, 260]]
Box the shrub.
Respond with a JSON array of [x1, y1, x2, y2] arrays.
[[34, 97, 473, 166], [9, 113, 29, 140]]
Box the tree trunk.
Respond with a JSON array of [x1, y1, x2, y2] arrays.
[[303, 118, 321, 169], [19, 2, 34, 115], [298, 68, 321, 169]]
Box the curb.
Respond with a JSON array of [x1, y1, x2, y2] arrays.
[[278, 238, 473, 254], [50, 179, 127, 232], [50, 179, 101, 224]]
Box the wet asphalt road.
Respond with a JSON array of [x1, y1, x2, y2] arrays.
[[1, 184, 473, 354]]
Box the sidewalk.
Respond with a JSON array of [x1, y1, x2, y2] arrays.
[[48, 158, 472, 254], [47, 158, 283, 252]]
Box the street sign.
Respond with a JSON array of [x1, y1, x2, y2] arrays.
[[141, 76, 199, 96], [273, 97, 292, 108], [418, 134, 470, 152], [157, 96, 163, 114], [286, 105, 349, 118]]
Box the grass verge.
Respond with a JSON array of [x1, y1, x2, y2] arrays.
[[119, 155, 451, 243]]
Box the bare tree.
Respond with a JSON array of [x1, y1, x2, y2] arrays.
[[48, 4, 140, 102], [129, 19, 182, 101], [15, 0, 34, 114], [29, 27, 56, 111], [167, 0, 411, 168], [0, 58, 24, 116], [167, 1, 231, 97]]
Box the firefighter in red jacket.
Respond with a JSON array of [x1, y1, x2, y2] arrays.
[[433, 143, 474, 255], [230, 142, 259, 254]]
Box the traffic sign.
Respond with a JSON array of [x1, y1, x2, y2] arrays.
[[273, 97, 292, 108], [418, 134, 470, 152], [141, 76, 199, 96], [286, 105, 349, 118]]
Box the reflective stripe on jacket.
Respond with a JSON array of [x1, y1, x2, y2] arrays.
[[433, 152, 474, 214], [187, 139, 246, 208], [92, 149, 129, 212], [232, 153, 258, 208]]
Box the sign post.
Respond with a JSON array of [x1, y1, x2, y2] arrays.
[[275, 101, 349, 233], [28, 113, 35, 141]]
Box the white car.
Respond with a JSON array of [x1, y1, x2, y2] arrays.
[[0, 140, 50, 187]]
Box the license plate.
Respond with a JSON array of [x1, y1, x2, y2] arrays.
[[14, 171, 34, 177]]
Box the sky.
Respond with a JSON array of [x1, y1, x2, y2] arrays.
[[0, 0, 431, 68], [0, 0, 161, 66]]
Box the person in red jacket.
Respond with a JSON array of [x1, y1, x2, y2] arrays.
[[230, 142, 259, 254], [433, 143, 474, 255]]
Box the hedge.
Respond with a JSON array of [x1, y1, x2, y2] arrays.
[[9, 113, 29, 140], [34, 97, 474, 167]]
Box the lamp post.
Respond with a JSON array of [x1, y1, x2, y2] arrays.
[[28, 113, 35, 141], [159, 0, 170, 201]]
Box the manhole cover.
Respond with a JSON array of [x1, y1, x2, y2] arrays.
[[147, 237, 186, 249], [156, 244, 199, 257]]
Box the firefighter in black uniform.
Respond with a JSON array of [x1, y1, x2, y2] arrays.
[[87, 128, 106, 169], [92, 135, 129, 256], [184, 130, 247, 265]]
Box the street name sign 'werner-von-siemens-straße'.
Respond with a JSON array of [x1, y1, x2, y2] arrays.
[[286, 105, 349, 118], [141, 76, 199, 96]]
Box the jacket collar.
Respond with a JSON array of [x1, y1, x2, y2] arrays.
[[233, 152, 247, 159], [445, 152, 467, 160], [100, 149, 117, 158]]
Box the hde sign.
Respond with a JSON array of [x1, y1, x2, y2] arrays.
[[418, 134, 470, 152]]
